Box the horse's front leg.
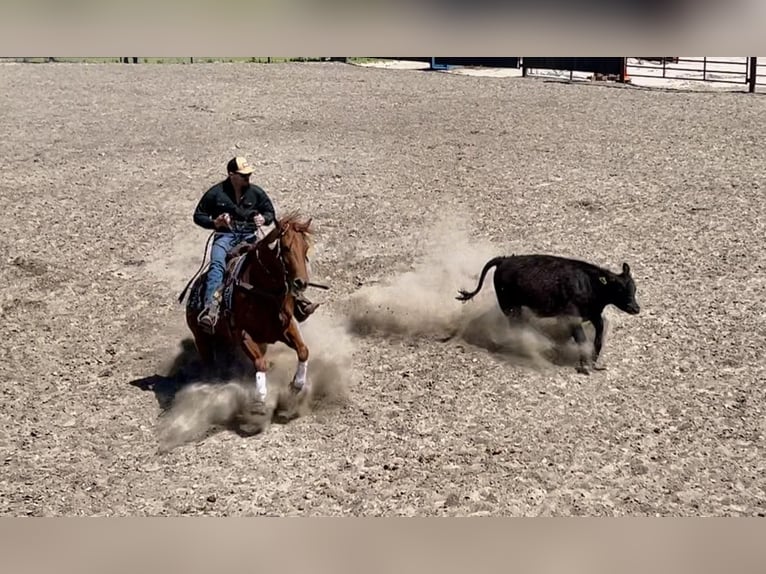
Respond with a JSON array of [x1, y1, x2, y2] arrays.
[[240, 330, 269, 401], [283, 319, 310, 393]]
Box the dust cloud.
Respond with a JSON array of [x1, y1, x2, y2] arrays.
[[149, 219, 357, 451], [346, 217, 499, 339], [266, 313, 355, 410], [154, 216, 593, 452], [155, 312, 355, 452], [345, 216, 588, 368], [156, 380, 258, 452]]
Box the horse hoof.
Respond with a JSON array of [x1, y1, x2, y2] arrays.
[[249, 400, 268, 417], [234, 400, 270, 436], [576, 366, 591, 375], [236, 417, 268, 437], [290, 380, 308, 395]]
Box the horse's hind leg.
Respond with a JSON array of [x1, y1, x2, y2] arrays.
[[232, 331, 270, 434], [187, 311, 215, 366]]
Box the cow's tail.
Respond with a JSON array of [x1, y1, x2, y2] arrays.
[[456, 257, 505, 302]]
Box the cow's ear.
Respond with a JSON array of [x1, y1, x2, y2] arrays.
[[622, 262, 631, 276]]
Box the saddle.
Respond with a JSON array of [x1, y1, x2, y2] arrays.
[[225, 240, 252, 265], [218, 242, 317, 325], [219, 247, 251, 319]]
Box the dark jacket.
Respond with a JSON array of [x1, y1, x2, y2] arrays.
[[193, 178, 276, 233]]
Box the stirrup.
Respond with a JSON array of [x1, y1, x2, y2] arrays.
[[198, 305, 219, 333]]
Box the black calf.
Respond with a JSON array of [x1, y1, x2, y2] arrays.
[[457, 254, 640, 373]]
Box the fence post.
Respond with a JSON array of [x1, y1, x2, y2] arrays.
[[748, 57, 757, 93]]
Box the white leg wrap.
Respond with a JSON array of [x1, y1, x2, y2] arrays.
[[293, 360, 308, 390], [255, 371, 267, 399]]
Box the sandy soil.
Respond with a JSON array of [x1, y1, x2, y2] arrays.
[[0, 61, 764, 516]]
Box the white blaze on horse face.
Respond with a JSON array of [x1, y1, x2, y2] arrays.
[[255, 371, 267, 399]]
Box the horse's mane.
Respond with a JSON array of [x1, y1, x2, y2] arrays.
[[277, 211, 314, 247]]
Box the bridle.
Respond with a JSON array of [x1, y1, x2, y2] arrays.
[[237, 223, 306, 301]]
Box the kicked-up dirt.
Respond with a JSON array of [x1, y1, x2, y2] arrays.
[[0, 61, 764, 516]]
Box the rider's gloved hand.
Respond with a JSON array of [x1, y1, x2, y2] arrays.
[[253, 213, 266, 227], [214, 213, 232, 231]]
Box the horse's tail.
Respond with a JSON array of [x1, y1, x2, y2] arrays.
[[456, 256, 506, 302], [177, 231, 215, 305]]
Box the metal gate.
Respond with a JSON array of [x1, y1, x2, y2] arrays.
[[627, 57, 760, 92], [749, 58, 765, 92], [430, 57, 520, 69], [363, 57, 763, 92], [521, 57, 626, 81]]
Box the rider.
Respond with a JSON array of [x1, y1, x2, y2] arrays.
[[193, 156, 318, 333]]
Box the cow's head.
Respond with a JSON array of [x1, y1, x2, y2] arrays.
[[609, 262, 640, 315]]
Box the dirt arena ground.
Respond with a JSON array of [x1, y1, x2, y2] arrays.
[[1, 61, 764, 516]]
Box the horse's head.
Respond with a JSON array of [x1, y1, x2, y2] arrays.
[[274, 213, 313, 296]]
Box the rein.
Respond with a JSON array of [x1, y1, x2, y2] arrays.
[[177, 231, 215, 304], [179, 216, 328, 310], [236, 228, 289, 301]]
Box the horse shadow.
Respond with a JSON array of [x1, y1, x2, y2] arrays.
[[128, 338, 248, 412], [129, 337, 308, 441]]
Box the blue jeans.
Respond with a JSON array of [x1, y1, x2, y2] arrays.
[[204, 231, 256, 306]]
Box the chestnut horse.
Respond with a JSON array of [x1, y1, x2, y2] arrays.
[[183, 213, 315, 402]]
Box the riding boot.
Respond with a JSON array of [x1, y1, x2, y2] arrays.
[[198, 293, 222, 334], [294, 293, 319, 323]]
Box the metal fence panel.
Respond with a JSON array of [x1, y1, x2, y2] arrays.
[[433, 57, 520, 68], [522, 57, 624, 76], [628, 57, 750, 86]]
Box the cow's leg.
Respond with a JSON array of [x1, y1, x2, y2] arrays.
[[502, 305, 523, 325], [571, 322, 591, 375], [240, 330, 269, 401], [590, 314, 607, 371], [283, 318, 310, 393]]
